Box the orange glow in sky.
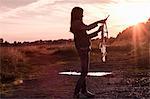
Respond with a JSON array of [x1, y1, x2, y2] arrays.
[[0, 0, 150, 42], [112, 2, 150, 25]]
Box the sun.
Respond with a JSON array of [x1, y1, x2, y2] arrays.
[[114, 2, 149, 26]]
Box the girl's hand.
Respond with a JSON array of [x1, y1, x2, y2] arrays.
[[99, 18, 107, 23], [97, 19, 105, 24], [98, 15, 109, 24], [102, 18, 107, 23], [98, 25, 104, 32]]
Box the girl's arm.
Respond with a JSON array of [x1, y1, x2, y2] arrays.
[[88, 30, 99, 38], [88, 25, 103, 38], [73, 20, 105, 31], [81, 19, 106, 31]]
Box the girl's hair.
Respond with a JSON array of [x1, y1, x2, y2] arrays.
[[70, 7, 83, 33]]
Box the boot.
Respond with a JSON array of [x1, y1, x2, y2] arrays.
[[81, 90, 95, 98], [73, 93, 79, 98]]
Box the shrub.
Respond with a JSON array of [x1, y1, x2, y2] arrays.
[[52, 48, 78, 61], [0, 47, 29, 83]]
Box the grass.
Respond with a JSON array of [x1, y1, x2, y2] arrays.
[[0, 47, 32, 94], [0, 47, 28, 78], [52, 48, 78, 60]]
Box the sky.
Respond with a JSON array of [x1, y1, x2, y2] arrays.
[[0, 0, 150, 42]]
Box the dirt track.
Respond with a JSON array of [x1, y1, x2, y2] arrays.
[[1, 49, 150, 99]]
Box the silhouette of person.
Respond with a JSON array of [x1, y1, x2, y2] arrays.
[[70, 7, 107, 98]]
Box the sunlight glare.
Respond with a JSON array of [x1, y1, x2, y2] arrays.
[[114, 3, 149, 25]]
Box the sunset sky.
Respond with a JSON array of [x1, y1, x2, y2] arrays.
[[0, 0, 150, 42]]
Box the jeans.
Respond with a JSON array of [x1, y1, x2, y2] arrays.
[[74, 49, 90, 94]]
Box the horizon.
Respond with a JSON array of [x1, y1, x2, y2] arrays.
[[0, 0, 150, 43]]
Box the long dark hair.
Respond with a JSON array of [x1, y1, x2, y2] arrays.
[[70, 7, 83, 33]]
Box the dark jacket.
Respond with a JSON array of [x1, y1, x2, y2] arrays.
[[71, 20, 98, 50]]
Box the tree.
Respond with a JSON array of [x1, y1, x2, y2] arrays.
[[148, 18, 150, 22], [0, 38, 4, 43]]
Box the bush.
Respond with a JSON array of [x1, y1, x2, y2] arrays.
[[52, 48, 78, 61], [0, 47, 29, 83]]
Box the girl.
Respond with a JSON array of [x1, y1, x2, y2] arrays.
[[70, 7, 106, 98]]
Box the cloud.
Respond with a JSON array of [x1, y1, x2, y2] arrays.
[[0, 0, 119, 29], [0, 0, 72, 32], [0, 0, 116, 20], [0, 0, 64, 19], [53, 0, 117, 4], [0, 0, 38, 8]]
